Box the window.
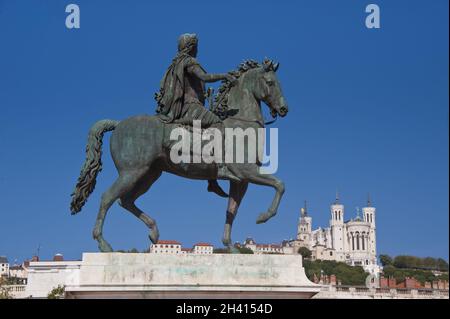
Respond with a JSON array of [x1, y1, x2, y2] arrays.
[[330, 252, 333, 256]]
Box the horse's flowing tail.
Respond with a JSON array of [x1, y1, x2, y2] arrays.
[[70, 119, 119, 214]]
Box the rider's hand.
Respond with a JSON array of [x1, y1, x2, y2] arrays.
[[225, 73, 237, 85]]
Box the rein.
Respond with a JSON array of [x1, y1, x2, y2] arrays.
[[264, 114, 278, 126], [228, 113, 278, 128]]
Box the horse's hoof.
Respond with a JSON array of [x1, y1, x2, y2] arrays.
[[222, 238, 230, 247], [98, 239, 113, 253], [256, 212, 270, 224], [149, 228, 159, 244]]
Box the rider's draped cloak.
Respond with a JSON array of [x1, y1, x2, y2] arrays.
[[156, 53, 198, 123]]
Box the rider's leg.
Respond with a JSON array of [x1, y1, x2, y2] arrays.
[[207, 179, 228, 197], [185, 103, 242, 183]]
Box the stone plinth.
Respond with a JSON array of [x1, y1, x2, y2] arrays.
[[64, 253, 320, 299], [26, 261, 82, 298]]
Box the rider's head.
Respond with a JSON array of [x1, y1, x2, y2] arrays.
[[178, 33, 198, 57]]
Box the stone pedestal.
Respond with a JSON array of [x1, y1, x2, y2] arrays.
[[64, 253, 320, 299]]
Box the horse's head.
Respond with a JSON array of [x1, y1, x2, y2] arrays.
[[252, 59, 288, 118]]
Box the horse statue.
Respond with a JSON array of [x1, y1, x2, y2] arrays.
[[70, 59, 289, 252]]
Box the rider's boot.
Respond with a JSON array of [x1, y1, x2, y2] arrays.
[[207, 180, 229, 198]]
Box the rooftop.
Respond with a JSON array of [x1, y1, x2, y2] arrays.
[[194, 243, 213, 247], [155, 240, 181, 245], [256, 244, 282, 249]]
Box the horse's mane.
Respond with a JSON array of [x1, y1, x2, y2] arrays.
[[212, 59, 261, 119]]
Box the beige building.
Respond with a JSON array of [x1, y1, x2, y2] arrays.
[[192, 243, 213, 254], [150, 241, 214, 255], [9, 264, 28, 282], [0, 256, 9, 276], [243, 238, 284, 254], [150, 240, 182, 254], [288, 194, 380, 276]]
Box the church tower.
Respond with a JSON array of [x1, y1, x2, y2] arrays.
[[362, 193, 377, 259], [296, 201, 312, 248], [330, 191, 345, 255]]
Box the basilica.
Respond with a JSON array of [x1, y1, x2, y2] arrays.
[[287, 194, 381, 276]]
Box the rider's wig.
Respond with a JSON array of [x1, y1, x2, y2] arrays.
[[177, 33, 198, 54]]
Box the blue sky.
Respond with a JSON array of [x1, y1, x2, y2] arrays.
[[0, 0, 448, 263]]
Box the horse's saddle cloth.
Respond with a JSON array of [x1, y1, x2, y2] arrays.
[[163, 123, 225, 159]]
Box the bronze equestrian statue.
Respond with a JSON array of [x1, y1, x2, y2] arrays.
[[155, 34, 239, 197], [70, 34, 289, 253]]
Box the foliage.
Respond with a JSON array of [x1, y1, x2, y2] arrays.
[[378, 254, 448, 284], [382, 265, 448, 284], [298, 247, 312, 259], [379, 254, 393, 267], [303, 259, 367, 286], [0, 276, 11, 299], [116, 248, 141, 253], [0, 285, 12, 299], [0, 288, 12, 299], [390, 255, 449, 271], [213, 247, 254, 254], [238, 247, 254, 254], [47, 285, 65, 299], [213, 248, 230, 254]]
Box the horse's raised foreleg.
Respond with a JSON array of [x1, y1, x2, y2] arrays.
[[222, 181, 248, 249], [93, 169, 147, 252], [245, 173, 285, 224], [119, 170, 162, 245]]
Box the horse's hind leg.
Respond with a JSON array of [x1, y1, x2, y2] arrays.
[[119, 170, 162, 245], [222, 181, 248, 250], [93, 169, 146, 252]]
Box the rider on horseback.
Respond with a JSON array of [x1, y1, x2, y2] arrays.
[[155, 33, 239, 197]]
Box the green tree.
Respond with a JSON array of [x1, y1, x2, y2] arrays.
[[437, 258, 449, 272], [393, 255, 411, 269], [298, 247, 312, 259], [213, 248, 230, 254], [423, 257, 437, 270], [391, 255, 448, 271], [379, 254, 393, 267], [238, 247, 254, 254], [47, 285, 65, 299], [303, 259, 367, 286]]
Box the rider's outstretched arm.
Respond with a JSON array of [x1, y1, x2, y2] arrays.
[[187, 64, 232, 83]]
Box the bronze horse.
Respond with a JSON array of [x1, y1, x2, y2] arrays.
[[70, 59, 289, 252]]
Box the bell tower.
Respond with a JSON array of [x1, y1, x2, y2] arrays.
[[330, 191, 345, 256], [362, 193, 377, 259], [296, 201, 312, 248]]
